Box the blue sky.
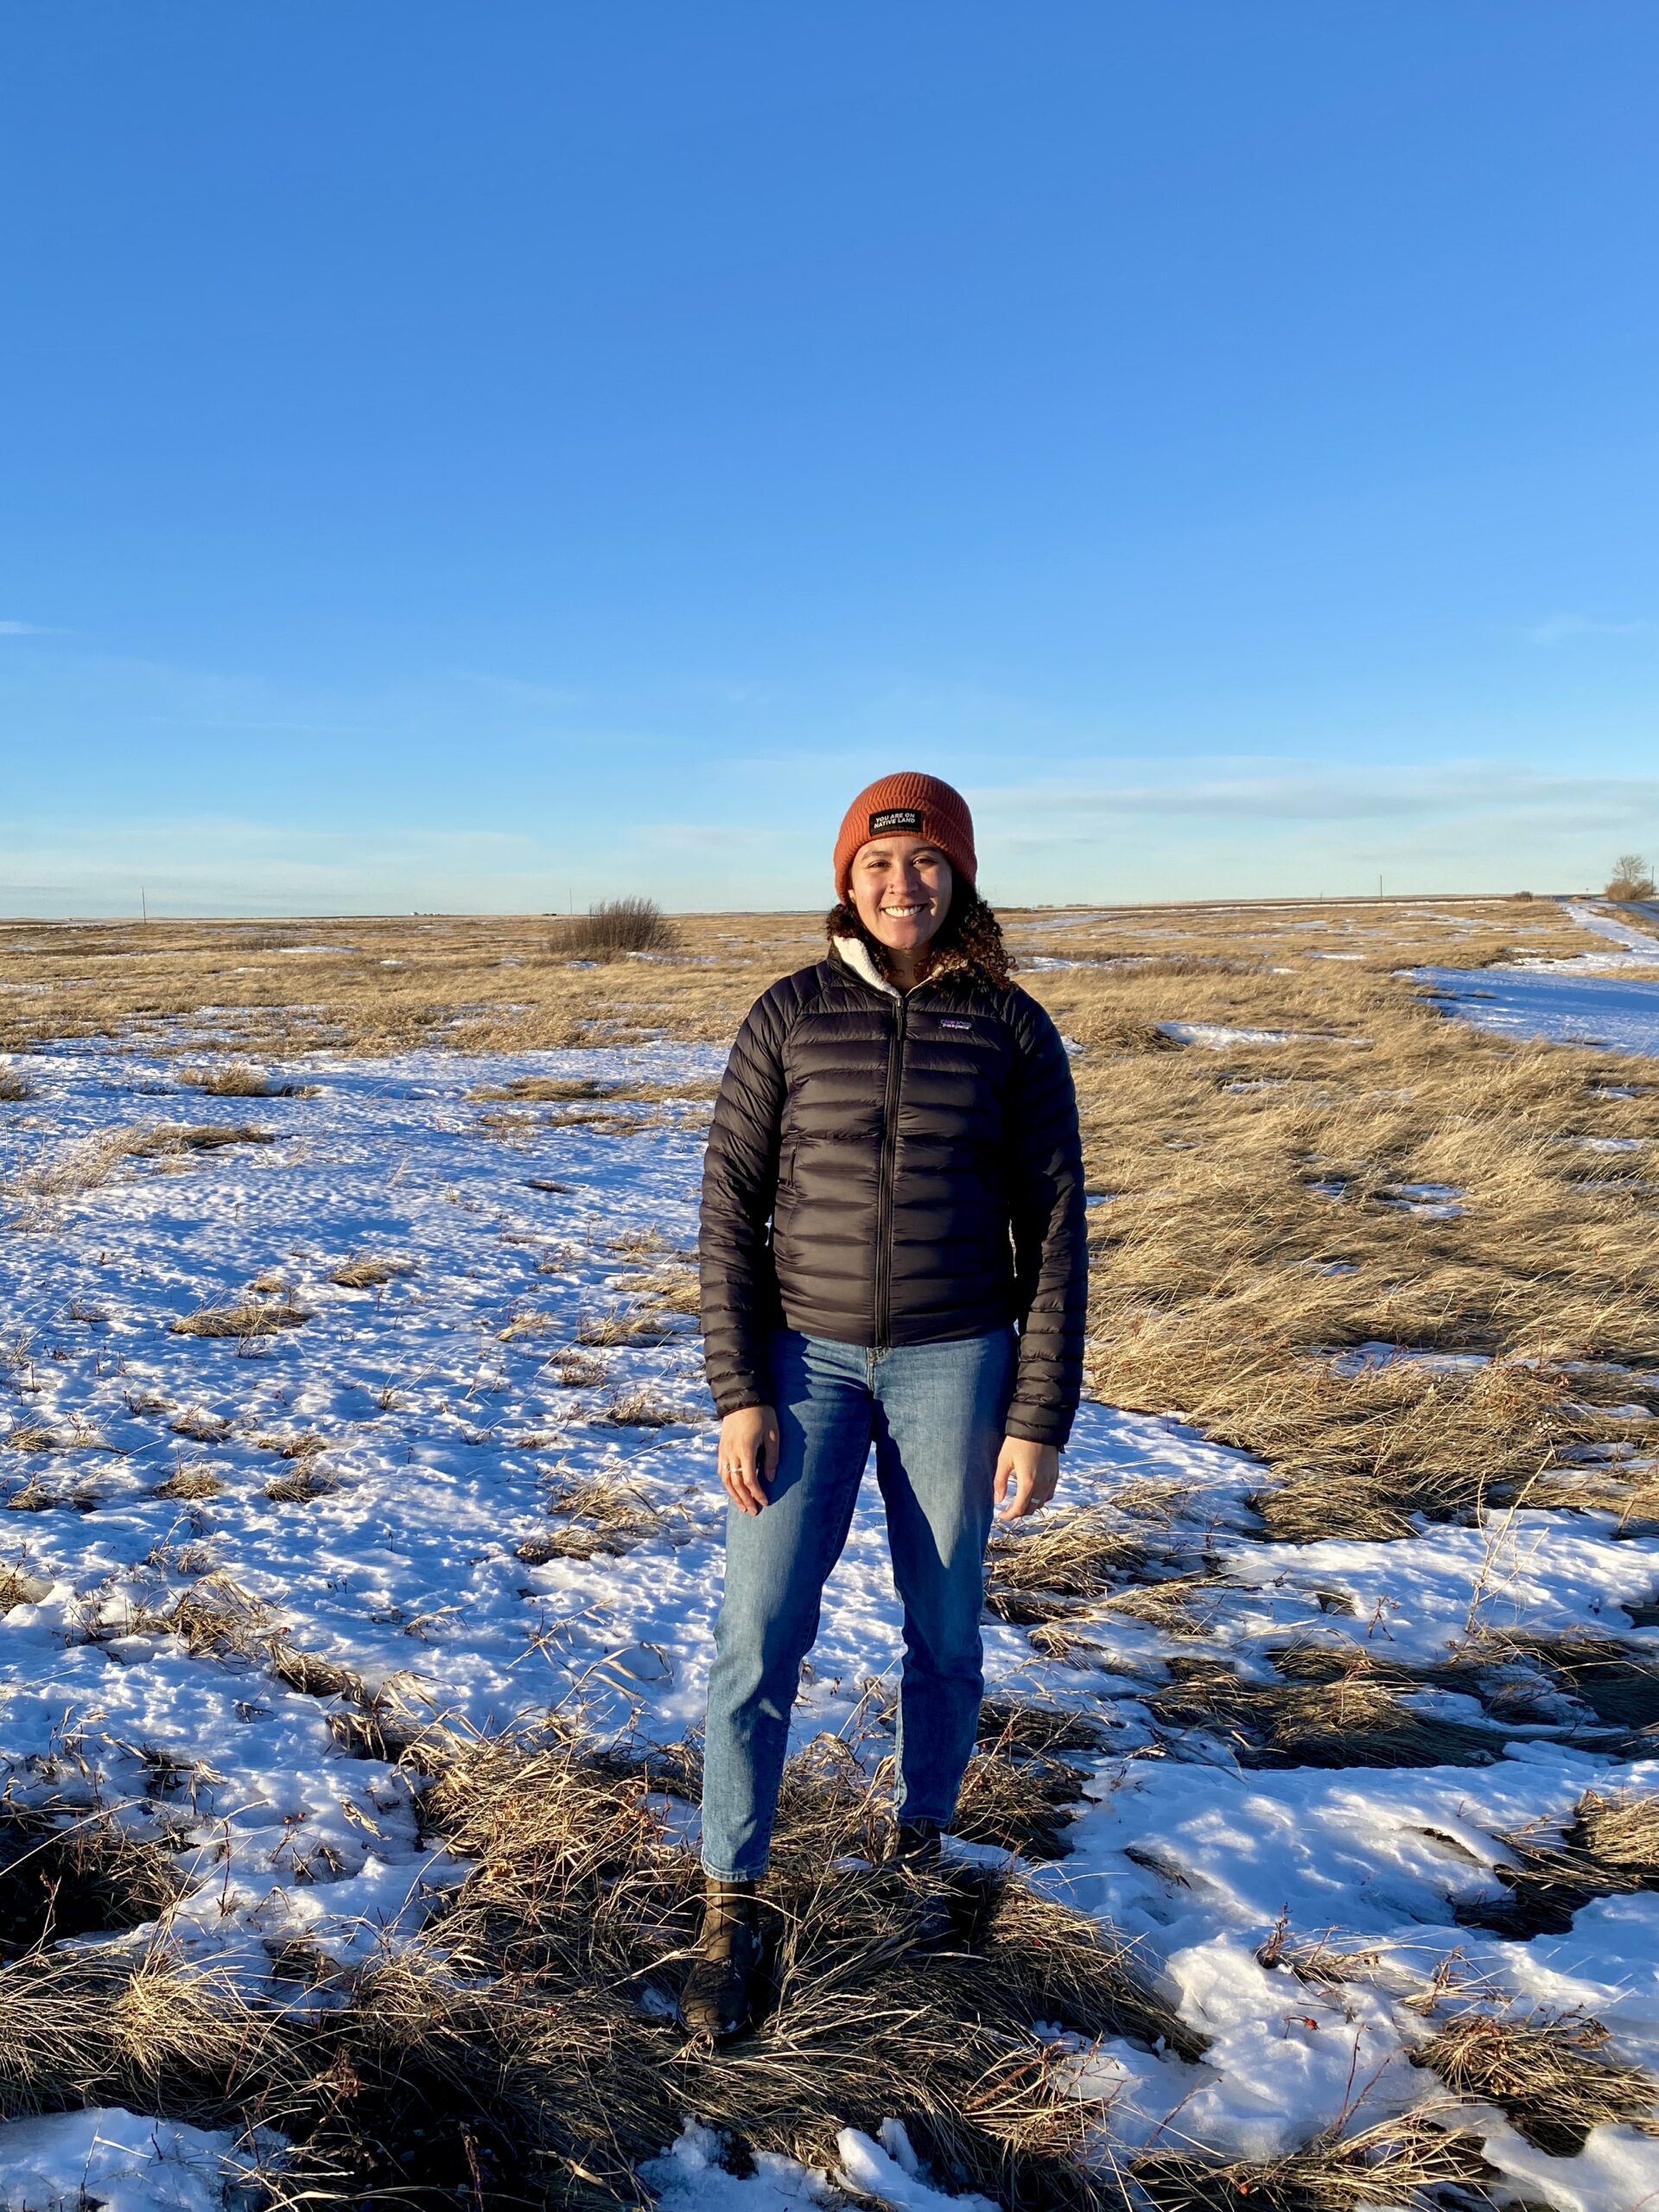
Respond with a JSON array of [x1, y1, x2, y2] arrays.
[[3, 4, 1656, 916]]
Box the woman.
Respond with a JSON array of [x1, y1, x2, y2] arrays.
[[688, 771, 1087, 2036]]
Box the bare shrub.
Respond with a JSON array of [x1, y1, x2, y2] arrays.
[[1606, 853, 1657, 901], [552, 896, 678, 963]]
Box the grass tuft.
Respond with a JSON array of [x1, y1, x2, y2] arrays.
[[152, 1465, 225, 1501], [1131, 2116, 1493, 2211], [1149, 1655, 1499, 1769], [170, 1297, 309, 1338], [122, 1122, 276, 1156], [180, 1065, 318, 1097], [329, 1254, 416, 1288], [168, 1407, 232, 1443], [1417, 2008, 1657, 2156], [0, 1808, 186, 1959]]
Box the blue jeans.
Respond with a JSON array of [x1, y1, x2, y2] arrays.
[[700, 1323, 1018, 1880]]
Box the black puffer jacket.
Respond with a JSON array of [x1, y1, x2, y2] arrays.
[[699, 940, 1087, 1446]]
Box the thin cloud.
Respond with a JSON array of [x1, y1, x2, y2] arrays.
[[0, 619, 50, 636], [973, 764, 1659, 829], [1525, 612, 1657, 646]]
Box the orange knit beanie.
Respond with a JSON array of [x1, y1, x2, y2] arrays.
[[833, 772, 977, 901]]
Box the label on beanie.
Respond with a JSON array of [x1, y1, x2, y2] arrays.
[[868, 807, 924, 835]]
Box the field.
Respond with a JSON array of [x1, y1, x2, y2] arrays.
[[3, 893, 1659, 2211]]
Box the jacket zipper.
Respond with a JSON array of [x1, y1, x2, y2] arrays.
[[874, 990, 908, 1349]]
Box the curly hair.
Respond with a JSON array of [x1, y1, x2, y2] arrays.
[[825, 884, 1014, 989]]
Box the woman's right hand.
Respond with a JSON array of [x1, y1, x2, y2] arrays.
[[717, 1405, 780, 1516]]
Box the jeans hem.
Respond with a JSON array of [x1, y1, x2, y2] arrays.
[[701, 1856, 767, 1883]]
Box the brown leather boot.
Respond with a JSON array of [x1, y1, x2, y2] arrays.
[[679, 1878, 762, 2039]]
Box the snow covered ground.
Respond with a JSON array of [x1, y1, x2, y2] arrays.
[[1415, 900, 1659, 1057], [4, 1036, 1659, 2208]]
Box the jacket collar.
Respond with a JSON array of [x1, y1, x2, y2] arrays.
[[830, 933, 901, 1000]]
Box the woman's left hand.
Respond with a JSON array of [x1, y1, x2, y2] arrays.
[[993, 1437, 1059, 1521]]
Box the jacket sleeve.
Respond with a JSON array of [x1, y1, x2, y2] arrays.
[[699, 985, 789, 1417], [1004, 995, 1088, 1446]]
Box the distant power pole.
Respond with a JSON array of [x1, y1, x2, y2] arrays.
[[1377, 874, 1383, 897], [141, 887, 148, 923]]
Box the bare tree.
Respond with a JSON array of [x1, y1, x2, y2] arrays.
[[1605, 854, 1657, 901]]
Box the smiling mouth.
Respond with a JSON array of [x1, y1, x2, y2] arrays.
[[881, 902, 931, 918]]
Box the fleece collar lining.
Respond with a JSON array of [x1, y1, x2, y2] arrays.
[[830, 934, 900, 1000]]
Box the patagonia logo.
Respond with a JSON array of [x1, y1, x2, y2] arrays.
[[939, 1018, 973, 1031], [868, 806, 923, 835]]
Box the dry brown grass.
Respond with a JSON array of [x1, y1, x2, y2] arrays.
[[615, 1265, 702, 1317], [170, 1296, 310, 1338], [0, 1808, 187, 1956], [265, 1465, 336, 1503], [1149, 1655, 1500, 1769], [152, 1465, 225, 1501], [1130, 2115, 1492, 2211], [1, 1424, 63, 1453], [121, 1122, 276, 1157], [1456, 1786, 1659, 1938], [252, 1429, 329, 1459], [0, 910, 830, 1058], [575, 1305, 679, 1348], [0, 1566, 51, 1612], [328, 1254, 416, 1288], [13, 893, 1652, 1535], [596, 1385, 686, 1429], [985, 1505, 1152, 1616], [0, 1730, 1197, 2209], [516, 1475, 665, 1561], [1416, 2007, 1656, 2155], [547, 1347, 608, 1389], [168, 1406, 232, 1442], [180, 1063, 318, 1097]]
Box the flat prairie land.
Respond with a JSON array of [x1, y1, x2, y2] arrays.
[[2, 893, 1659, 2210]]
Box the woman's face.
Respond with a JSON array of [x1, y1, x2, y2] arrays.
[[849, 836, 953, 954]]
